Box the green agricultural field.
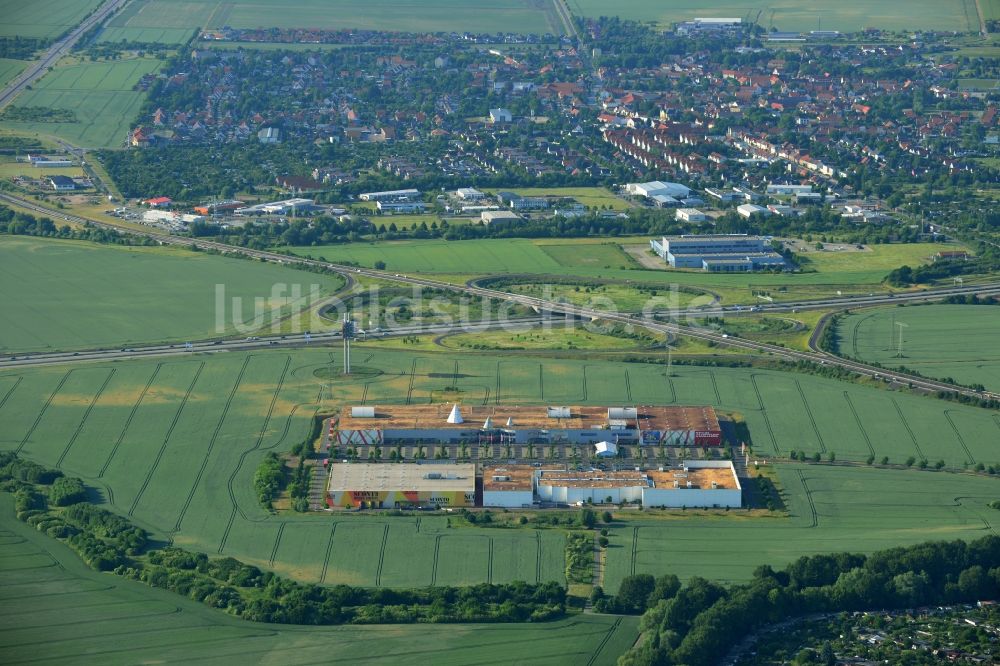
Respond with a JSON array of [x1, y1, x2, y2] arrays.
[[0, 496, 636, 665], [0, 236, 345, 352], [285, 238, 954, 304], [836, 304, 1000, 392], [0, 0, 103, 40], [570, 0, 975, 33], [2, 346, 1000, 594], [98, 0, 567, 39], [983, 0, 1000, 20], [0, 57, 162, 149], [0, 59, 26, 90], [602, 463, 1000, 591], [98, 0, 213, 44]]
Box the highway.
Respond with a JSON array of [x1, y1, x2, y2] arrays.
[[0, 0, 128, 110], [0, 317, 551, 369], [3, 190, 1000, 402]]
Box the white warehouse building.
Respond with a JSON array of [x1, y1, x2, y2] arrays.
[[483, 461, 742, 508], [625, 180, 691, 200]]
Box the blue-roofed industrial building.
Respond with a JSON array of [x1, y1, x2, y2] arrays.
[[650, 234, 787, 272]]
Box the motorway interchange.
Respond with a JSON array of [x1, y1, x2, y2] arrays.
[[3, 191, 1000, 400]]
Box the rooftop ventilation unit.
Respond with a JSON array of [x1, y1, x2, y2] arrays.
[[351, 406, 375, 418], [492, 475, 511, 482], [425, 472, 442, 480], [547, 407, 572, 418], [608, 407, 638, 420]]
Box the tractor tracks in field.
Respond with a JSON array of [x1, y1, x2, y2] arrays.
[[99, 363, 163, 478], [56, 368, 115, 468], [796, 470, 819, 528], [431, 535, 442, 586], [374, 524, 389, 586], [128, 362, 205, 518], [842, 392, 876, 458], [218, 356, 291, 553], [405, 358, 417, 405], [535, 532, 542, 583], [15, 369, 73, 454], [171, 356, 251, 533], [663, 373, 676, 403], [0, 376, 22, 413], [629, 526, 639, 575], [750, 374, 780, 455], [319, 522, 338, 584], [891, 398, 926, 461], [794, 380, 827, 454], [587, 617, 624, 666], [488, 537, 494, 584], [268, 522, 285, 566], [709, 371, 722, 404], [944, 410, 976, 465]]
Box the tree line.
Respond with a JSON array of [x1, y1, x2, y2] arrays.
[[0, 451, 567, 626], [618, 535, 1000, 666]]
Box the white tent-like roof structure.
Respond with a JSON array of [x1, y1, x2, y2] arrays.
[[595, 441, 618, 457], [482, 417, 493, 430], [506, 417, 514, 427], [446, 404, 463, 424]]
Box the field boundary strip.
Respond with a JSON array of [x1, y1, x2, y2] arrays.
[[99, 363, 163, 478], [128, 362, 205, 517], [172, 355, 252, 533], [794, 380, 827, 454], [891, 398, 927, 460], [219, 355, 291, 552], [56, 368, 116, 468], [15, 369, 73, 454], [842, 392, 876, 458], [943, 410, 977, 464]]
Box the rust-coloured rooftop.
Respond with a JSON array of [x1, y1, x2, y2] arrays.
[[336, 404, 720, 433], [536, 469, 650, 489], [647, 466, 737, 490]]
